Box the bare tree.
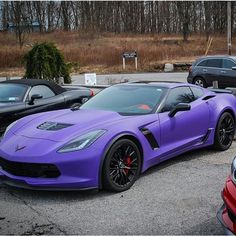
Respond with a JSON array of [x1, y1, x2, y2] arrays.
[[10, 1, 30, 48], [0, 1, 232, 37]]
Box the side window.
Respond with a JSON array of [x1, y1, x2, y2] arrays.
[[190, 87, 204, 100], [223, 59, 236, 69], [162, 87, 194, 112], [28, 85, 55, 99], [197, 60, 207, 67], [206, 59, 222, 68]]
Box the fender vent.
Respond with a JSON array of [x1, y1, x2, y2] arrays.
[[37, 122, 73, 131], [140, 128, 159, 149]]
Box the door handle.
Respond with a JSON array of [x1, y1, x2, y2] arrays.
[[220, 70, 226, 74], [203, 69, 208, 72]]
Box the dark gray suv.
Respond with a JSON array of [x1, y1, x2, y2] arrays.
[[187, 55, 236, 88]]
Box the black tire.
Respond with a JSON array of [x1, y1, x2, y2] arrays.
[[193, 77, 207, 88], [102, 139, 142, 192], [213, 112, 235, 151]]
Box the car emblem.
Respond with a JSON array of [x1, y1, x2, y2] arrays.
[[15, 145, 26, 152]]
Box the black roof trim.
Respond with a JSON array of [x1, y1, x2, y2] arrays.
[[0, 79, 66, 95]]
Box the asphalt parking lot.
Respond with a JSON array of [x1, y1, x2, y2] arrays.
[[0, 72, 235, 235], [0, 143, 235, 235]]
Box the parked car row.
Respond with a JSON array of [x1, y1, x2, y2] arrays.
[[0, 77, 236, 234], [0, 79, 93, 136]]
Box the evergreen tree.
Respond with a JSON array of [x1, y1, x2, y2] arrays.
[[24, 42, 71, 83]]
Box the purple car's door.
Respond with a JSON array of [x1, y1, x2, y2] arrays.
[[157, 86, 210, 161]]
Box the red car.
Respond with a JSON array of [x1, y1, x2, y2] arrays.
[[217, 157, 236, 235]]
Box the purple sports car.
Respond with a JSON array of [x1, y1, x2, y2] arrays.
[[0, 82, 235, 192]]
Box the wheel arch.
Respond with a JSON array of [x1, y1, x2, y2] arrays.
[[98, 133, 144, 189], [218, 108, 235, 123]]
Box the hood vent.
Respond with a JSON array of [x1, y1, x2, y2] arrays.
[[37, 122, 73, 131]]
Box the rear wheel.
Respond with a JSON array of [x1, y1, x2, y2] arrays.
[[213, 112, 235, 151], [102, 139, 141, 192], [193, 77, 207, 88]]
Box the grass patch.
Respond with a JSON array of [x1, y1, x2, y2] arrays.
[[0, 31, 234, 76]]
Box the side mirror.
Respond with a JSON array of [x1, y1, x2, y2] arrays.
[[168, 103, 191, 117], [232, 67, 236, 70], [28, 94, 43, 105]]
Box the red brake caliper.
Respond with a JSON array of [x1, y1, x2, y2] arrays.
[[124, 156, 132, 174]]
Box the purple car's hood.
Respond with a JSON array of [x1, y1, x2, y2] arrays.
[[13, 109, 131, 142]]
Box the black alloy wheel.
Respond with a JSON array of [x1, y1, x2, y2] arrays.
[[102, 139, 141, 192], [213, 112, 235, 151]]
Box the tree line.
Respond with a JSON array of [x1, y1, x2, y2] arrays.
[[0, 1, 235, 40]]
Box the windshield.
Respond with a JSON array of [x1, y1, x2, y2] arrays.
[[0, 84, 28, 102], [81, 85, 167, 115]]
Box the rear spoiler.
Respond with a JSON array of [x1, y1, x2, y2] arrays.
[[208, 88, 233, 94]]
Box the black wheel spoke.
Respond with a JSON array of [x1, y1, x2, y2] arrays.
[[226, 128, 234, 134], [130, 158, 137, 165], [128, 150, 135, 157], [114, 172, 120, 182], [125, 146, 131, 155], [110, 169, 118, 177]]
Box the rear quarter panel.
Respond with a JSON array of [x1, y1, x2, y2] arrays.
[[207, 93, 236, 128]]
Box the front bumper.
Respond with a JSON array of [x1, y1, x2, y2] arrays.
[[217, 177, 236, 235], [217, 204, 235, 235], [0, 134, 103, 191], [0, 174, 97, 191]]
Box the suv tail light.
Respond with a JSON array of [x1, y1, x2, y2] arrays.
[[189, 66, 192, 73]]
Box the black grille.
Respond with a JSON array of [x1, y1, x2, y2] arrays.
[[227, 207, 236, 223], [0, 157, 60, 178]]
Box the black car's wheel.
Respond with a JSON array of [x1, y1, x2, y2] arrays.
[[70, 103, 81, 110], [213, 112, 235, 151], [102, 139, 141, 192], [193, 77, 207, 88]]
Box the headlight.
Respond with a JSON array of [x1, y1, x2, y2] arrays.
[[2, 120, 18, 139], [58, 130, 106, 153], [231, 157, 236, 183]]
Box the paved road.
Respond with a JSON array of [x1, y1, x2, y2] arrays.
[[0, 71, 233, 235], [0, 72, 188, 85], [70, 72, 188, 85], [0, 145, 233, 234]]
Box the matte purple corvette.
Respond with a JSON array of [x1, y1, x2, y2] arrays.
[[0, 82, 235, 192]]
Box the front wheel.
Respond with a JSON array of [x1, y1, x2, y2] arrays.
[[213, 112, 235, 151], [102, 139, 141, 192]]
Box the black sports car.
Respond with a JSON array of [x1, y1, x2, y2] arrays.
[[0, 79, 93, 136]]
